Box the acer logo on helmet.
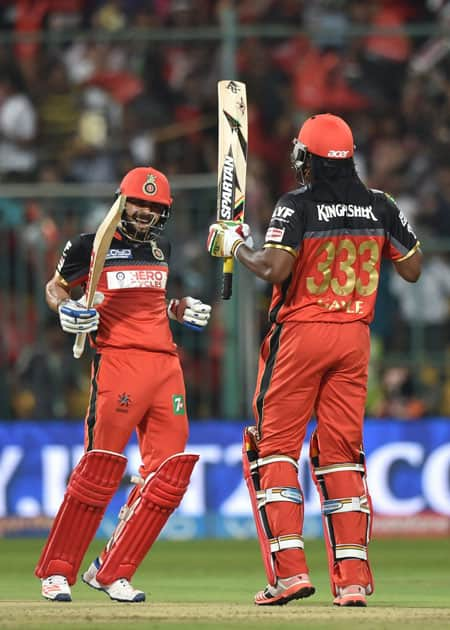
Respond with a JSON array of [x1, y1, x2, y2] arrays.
[[327, 150, 350, 158], [297, 114, 354, 159]]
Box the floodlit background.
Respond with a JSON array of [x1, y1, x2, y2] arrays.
[[0, 1, 449, 543]]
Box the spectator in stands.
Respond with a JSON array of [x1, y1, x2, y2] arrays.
[[418, 160, 450, 238], [35, 58, 81, 161], [0, 65, 37, 181], [0, 1, 450, 420], [12, 319, 81, 419], [376, 366, 427, 419], [390, 254, 450, 355]]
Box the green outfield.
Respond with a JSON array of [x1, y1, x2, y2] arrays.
[[0, 537, 449, 629]]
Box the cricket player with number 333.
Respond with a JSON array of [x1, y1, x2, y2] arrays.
[[208, 113, 422, 608], [36, 166, 211, 602]]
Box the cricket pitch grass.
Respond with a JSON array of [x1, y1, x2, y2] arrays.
[[0, 537, 449, 629]]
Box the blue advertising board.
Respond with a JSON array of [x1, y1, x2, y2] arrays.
[[0, 419, 449, 538]]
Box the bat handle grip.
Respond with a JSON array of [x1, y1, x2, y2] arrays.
[[222, 257, 234, 300], [73, 332, 87, 359]]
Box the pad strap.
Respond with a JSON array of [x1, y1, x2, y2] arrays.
[[322, 495, 370, 515], [314, 463, 365, 476], [269, 534, 304, 553], [335, 544, 368, 561], [256, 487, 303, 508], [250, 454, 298, 472]]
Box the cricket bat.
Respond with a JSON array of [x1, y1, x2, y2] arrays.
[[217, 80, 248, 299], [72, 194, 126, 359]]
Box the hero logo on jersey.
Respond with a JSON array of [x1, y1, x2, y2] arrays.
[[106, 269, 168, 289], [265, 227, 285, 243]]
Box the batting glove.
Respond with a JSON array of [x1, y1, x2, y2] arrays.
[[207, 222, 253, 258], [168, 296, 211, 331], [58, 292, 104, 334]]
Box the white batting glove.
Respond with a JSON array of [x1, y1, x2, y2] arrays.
[[207, 222, 253, 258], [58, 292, 104, 334], [168, 296, 211, 330]]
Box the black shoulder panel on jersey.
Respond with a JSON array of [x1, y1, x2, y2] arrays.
[[56, 233, 94, 285], [372, 189, 418, 255], [282, 184, 313, 205]]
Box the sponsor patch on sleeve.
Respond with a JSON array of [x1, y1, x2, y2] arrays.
[[265, 227, 285, 243]]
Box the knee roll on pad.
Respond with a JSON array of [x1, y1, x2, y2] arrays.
[[35, 449, 127, 585], [243, 426, 304, 586], [96, 452, 198, 585]]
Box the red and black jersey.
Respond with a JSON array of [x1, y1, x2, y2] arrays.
[[56, 230, 177, 353], [264, 180, 420, 325]]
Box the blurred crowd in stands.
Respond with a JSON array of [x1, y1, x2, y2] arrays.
[[1, 0, 450, 420]]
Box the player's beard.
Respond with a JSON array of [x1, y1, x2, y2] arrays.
[[121, 211, 159, 242], [296, 158, 312, 186]]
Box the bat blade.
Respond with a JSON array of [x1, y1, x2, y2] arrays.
[[217, 80, 248, 299], [72, 194, 126, 359]]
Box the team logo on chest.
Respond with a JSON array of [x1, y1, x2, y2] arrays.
[[150, 239, 164, 261], [143, 174, 157, 196]]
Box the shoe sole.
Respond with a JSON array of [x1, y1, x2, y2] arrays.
[[82, 575, 145, 603], [255, 585, 316, 606], [334, 596, 367, 607], [43, 593, 72, 602], [82, 574, 102, 592], [107, 592, 146, 603]]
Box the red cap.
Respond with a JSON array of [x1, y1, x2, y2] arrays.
[[119, 167, 172, 205], [298, 113, 354, 159]]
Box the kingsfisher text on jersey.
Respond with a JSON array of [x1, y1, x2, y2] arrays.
[[317, 204, 378, 222]]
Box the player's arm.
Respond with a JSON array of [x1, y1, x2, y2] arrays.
[[207, 222, 295, 283], [235, 245, 295, 284], [393, 246, 422, 283], [49, 236, 103, 334], [383, 193, 423, 283], [46, 272, 72, 312], [207, 195, 301, 285]]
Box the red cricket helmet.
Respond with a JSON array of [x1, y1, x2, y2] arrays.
[[118, 166, 173, 241], [119, 166, 173, 206], [297, 113, 354, 159]]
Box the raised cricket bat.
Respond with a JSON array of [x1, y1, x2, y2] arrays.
[[72, 194, 126, 359], [217, 80, 248, 299]]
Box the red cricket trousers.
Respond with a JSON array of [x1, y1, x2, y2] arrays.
[[85, 348, 189, 478], [253, 320, 371, 585]]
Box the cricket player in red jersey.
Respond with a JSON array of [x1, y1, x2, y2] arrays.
[[207, 114, 422, 607], [36, 166, 211, 602]]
